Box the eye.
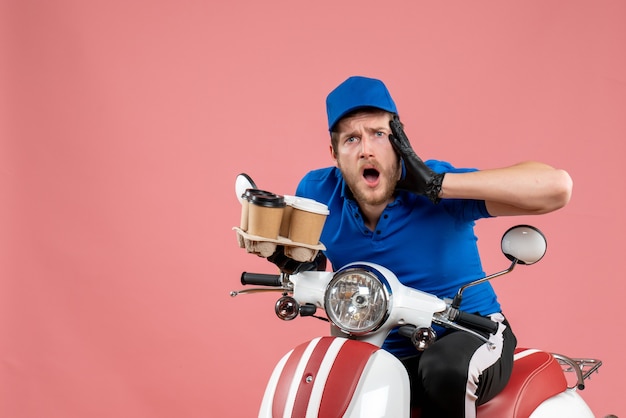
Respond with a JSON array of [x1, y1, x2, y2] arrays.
[[375, 131, 385, 138], [345, 136, 359, 144]]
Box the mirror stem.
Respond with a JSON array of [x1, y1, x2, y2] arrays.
[[451, 259, 518, 309]]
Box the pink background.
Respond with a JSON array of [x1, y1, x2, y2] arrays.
[[2, 1, 624, 416]]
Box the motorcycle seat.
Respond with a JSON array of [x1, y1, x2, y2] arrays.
[[411, 348, 567, 418], [476, 348, 568, 417]]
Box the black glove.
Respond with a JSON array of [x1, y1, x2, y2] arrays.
[[267, 245, 327, 275], [389, 115, 445, 204]]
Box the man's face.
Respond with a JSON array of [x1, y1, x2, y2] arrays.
[[331, 111, 401, 207]]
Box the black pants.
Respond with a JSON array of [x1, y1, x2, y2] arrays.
[[400, 315, 517, 418]]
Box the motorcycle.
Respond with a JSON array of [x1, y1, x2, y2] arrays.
[[231, 175, 605, 418]]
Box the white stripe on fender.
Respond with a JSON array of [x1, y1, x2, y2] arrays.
[[281, 337, 348, 418], [305, 338, 347, 417], [282, 337, 323, 417]]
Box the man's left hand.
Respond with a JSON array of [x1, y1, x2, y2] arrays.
[[389, 115, 445, 204]]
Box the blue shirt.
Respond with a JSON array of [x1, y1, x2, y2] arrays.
[[295, 160, 501, 357]]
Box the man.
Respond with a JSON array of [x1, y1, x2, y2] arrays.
[[287, 76, 572, 417]]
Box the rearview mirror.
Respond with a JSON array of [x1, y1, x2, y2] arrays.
[[501, 225, 547, 265]]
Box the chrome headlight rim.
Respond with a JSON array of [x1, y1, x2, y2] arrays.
[[324, 264, 392, 335]]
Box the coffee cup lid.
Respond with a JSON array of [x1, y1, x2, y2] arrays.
[[242, 188, 275, 201], [292, 198, 329, 215], [250, 192, 286, 208], [283, 195, 297, 205]]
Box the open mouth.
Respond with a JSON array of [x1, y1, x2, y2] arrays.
[[363, 168, 380, 185]]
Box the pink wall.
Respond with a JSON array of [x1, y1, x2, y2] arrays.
[[2, 1, 624, 416]]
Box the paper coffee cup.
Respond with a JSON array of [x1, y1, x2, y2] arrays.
[[247, 192, 286, 239], [240, 198, 250, 231], [288, 198, 329, 245], [279, 195, 297, 238], [240, 189, 274, 231]]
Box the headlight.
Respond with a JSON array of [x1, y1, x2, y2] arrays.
[[324, 265, 391, 335]]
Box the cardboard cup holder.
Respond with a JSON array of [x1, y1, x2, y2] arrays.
[[234, 227, 325, 262], [237, 189, 329, 261]]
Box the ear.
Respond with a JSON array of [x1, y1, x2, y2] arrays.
[[329, 144, 338, 165]]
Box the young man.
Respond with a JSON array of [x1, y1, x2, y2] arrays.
[[291, 76, 572, 417]]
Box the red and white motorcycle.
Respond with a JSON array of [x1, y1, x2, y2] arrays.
[[232, 177, 605, 417]]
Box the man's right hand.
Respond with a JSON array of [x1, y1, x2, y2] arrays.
[[267, 245, 327, 274]]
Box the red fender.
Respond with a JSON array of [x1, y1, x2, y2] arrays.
[[271, 337, 379, 418]]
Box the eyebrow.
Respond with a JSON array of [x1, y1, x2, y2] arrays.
[[341, 125, 388, 138], [340, 129, 359, 140]]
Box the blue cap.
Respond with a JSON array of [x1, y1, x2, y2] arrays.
[[326, 76, 398, 131]]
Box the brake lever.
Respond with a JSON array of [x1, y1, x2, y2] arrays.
[[432, 312, 496, 350]]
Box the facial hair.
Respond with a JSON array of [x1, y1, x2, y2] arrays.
[[338, 158, 400, 207]]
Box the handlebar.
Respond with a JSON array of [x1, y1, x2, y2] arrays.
[[453, 311, 499, 335], [399, 311, 498, 351], [240, 272, 282, 287]]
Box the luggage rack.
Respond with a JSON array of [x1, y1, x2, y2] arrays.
[[552, 353, 603, 390]]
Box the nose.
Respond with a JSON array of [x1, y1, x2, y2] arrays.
[[359, 136, 374, 158]]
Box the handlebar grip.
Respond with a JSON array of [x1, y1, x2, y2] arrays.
[[455, 312, 499, 335], [240, 272, 282, 286]]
